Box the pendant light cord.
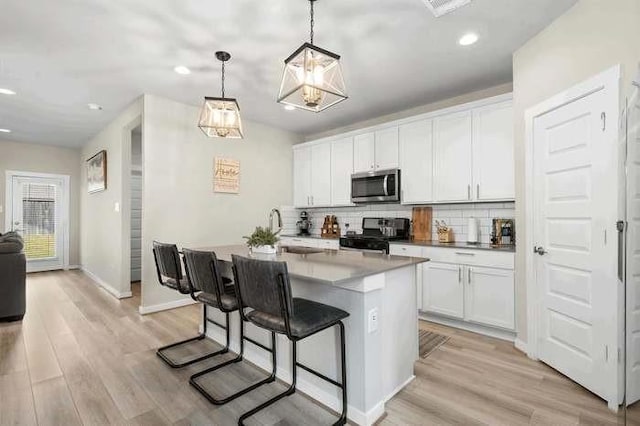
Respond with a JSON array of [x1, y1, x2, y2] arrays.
[[310, 0, 315, 44], [221, 61, 225, 98]]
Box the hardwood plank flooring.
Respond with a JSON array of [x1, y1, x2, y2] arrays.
[[0, 270, 629, 425]]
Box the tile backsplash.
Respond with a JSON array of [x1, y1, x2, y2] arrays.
[[281, 202, 515, 244]]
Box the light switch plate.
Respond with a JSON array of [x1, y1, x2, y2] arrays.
[[368, 307, 379, 333]]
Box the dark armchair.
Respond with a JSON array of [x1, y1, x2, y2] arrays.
[[0, 232, 26, 322]]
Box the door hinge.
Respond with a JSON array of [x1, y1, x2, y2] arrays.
[[619, 347, 622, 363], [605, 345, 609, 362], [601, 112, 606, 131]]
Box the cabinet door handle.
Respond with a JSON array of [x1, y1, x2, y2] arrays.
[[455, 252, 475, 256], [476, 184, 480, 199], [468, 267, 472, 284], [467, 185, 471, 200], [311, 195, 314, 205], [458, 266, 462, 283]]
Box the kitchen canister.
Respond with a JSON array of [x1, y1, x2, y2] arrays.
[[467, 217, 479, 244]]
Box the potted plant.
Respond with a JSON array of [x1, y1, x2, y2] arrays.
[[244, 226, 279, 254]]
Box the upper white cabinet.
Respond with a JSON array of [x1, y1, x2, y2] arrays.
[[293, 144, 331, 208], [434, 111, 473, 202], [472, 101, 515, 200], [400, 119, 433, 204], [293, 147, 312, 207], [310, 143, 332, 206], [353, 132, 375, 173], [294, 94, 514, 208], [353, 128, 399, 173], [331, 137, 354, 206]]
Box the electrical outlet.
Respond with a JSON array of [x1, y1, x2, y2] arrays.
[[114, 202, 120, 212], [368, 308, 378, 333]]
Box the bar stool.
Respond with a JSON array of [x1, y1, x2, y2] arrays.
[[152, 241, 228, 368], [231, 254, 349, 426], [182, 249, 280, 405]]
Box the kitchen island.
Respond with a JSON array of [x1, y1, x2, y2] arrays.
[[198, 245, 429, 426]]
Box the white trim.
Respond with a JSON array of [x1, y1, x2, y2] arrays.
[[296, 93, 513, 147], [524, 65, 621, 361], [81, 267, 133, 299], [419, 313, 516, 342], [514, 338, 528, 355], [138, 297, 196, 315], [5, 170, 71, 272], [65, 264, 81, 270]]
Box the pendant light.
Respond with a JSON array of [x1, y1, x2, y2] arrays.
[[277, 0, 347, 112], [198, 51, 243, 139]]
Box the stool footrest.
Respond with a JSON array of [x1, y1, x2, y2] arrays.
[[296, 362, 343, 388]]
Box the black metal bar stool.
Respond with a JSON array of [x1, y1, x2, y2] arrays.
[[182, 249, 280, 405], [231, 255, 349, 426], [152, 241, 229, 368]]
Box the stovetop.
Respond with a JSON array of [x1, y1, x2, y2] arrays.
[[342, 233, 405, 241]]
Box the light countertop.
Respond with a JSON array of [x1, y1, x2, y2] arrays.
[[196, 244, 428, 286]]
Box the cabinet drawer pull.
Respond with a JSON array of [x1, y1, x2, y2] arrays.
[[458, 266, 462, 283], [455, 252, 475, 256], [468, 267, 472, 284]]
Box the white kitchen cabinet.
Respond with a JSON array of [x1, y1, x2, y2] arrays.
[[331, 137, 354, 206], [293, 147, 312, 207], [389, 244, 427, 311], [465, 266, 514, 330], [353, 132, 375, 173], [423, 261, 464, 319], [374, 127, 399, 171], [399, 119, 433, 204], [433, 111, 473, 202], [472, 101, 515, 200], [310, 143, 331, 206]]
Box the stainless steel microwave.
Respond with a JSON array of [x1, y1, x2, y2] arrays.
[[351, 169, 401, 204]]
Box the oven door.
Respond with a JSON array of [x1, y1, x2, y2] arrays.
[[351, 169, 400, 203]]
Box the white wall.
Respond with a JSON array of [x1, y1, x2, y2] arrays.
[[140, 94, 300, 310], [80, 98, 143, 298], [0, 139, 81, 265], [512, 0, 640, 342]]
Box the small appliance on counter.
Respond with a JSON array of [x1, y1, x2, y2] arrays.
[[321, 215, 341, 239], [491, 218, 515, 246], [467, 217, 479, 244], [296, 211, 312, 236], [435, 220, 454, 243], [339, 217, 410, 254]]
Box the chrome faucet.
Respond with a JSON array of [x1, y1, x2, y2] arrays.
[[269, 208, 282, 235]]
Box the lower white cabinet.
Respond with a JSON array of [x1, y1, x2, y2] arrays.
[[465, 266, 515, 329], [423, 262, 464, 319]]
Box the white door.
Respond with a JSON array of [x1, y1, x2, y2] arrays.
[[331, 137, 354, 206], [465, 266, 515, 330], [434, 111, 473, 202], [399, 120, 433, 204], [310, 143, 331, 207], [293, 147, 311, 207], [353, 132, 375, 173], [374, 127, 399, 171], [472, 101, 515, 200], [533, 82, 618, 403], [626, 82, 640, 405], [9, 174, 68, 272], [423, 262, 464, 319]]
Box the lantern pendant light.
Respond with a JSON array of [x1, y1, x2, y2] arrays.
[[198, 51, 243, 139], [277, 0, 347, 112]]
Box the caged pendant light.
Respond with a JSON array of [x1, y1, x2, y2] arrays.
[[198, 51, 243, 139], [277, 0, 347, 112]]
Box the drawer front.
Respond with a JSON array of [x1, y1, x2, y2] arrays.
[[280, 237, 318, 248], [389, 244, 426, 258], [422, 247, 514, 269], [317, 239, 340, 250]]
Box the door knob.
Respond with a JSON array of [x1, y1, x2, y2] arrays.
[[534, 246, 547, 255]]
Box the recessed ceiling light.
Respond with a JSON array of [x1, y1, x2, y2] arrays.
[[0, 88, 16, 95], [174, 65, 191, 75], [0, 128, 11, 133], [284, 105, 296, 111], [87, 103, 103, 111], [459, 33, 479, 46]]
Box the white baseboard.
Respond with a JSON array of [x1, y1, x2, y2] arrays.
[[81, 267, 132, 299], [65, 265, 81, 270], [139, 297, 196, 315], [514, 338, 528, 354], [419, 312, 516, 342]]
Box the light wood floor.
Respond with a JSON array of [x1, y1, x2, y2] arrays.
[[0, 270, 627, 425]]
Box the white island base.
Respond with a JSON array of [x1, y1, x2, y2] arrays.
[[204, 263, 418, 426]]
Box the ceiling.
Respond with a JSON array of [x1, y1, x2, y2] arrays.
[[0, 0, 577, 148]]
